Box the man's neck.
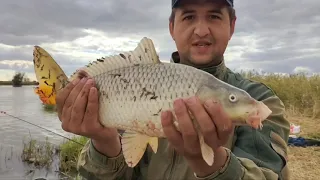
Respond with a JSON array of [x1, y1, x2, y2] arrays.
[[170, 51, 227, 80]]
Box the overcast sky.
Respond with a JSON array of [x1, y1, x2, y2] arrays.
[[0, 0, 319, 81]]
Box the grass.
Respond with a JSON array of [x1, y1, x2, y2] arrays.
[[241, 71, 320, 179], [241, 71, 320, 118], [59, 136, 88, 174], [286, 115, 320, 180], [21, 135, 58, 169], [21, 135, 88, 179]]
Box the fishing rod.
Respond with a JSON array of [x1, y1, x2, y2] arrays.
[[0, 110, 84, 146]]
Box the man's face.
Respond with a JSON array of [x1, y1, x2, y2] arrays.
[[169, 0, 236, 67]]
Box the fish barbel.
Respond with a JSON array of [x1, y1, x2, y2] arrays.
[[32, 37, 272, 168]]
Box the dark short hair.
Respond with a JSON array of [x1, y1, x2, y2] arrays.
[[169, 6, 236, 25]]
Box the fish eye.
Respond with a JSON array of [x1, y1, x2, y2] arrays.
[[229, 94, 237, 103]]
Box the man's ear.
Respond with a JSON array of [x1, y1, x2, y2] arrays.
[[169, 21, 175, 41]]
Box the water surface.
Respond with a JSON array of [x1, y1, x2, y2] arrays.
[[0, 86, 76, 179]]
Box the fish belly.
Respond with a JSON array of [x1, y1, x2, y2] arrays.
[[93, 63, 209, 137]]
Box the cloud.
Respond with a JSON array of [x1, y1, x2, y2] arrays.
[[0, 0, 319, 81], [293, 66, 313, 74]]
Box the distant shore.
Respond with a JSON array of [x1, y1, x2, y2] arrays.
[[0, 81, 39, 86]]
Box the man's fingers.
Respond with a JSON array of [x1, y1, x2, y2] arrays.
[[161, 110, 183, 149], [185, 96, 218, 148], [82, 87, 101, 134], [61, 78, 88, 123], [70, 79, 94, 129], [204, 99, 233, 142], [174, 99, 197, 135], [173, 99, 199, 153], [56, 77, 80, 120]]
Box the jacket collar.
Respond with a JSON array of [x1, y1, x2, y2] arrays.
[[170, 51, 228, 80]]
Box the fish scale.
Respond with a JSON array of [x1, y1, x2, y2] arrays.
[[32, 37, 272, 168], [93, 63, 209, 137]]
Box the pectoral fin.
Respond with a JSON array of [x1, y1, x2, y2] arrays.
[[121, 131, 158, 167], [148, 137, 158, 153], [198, 132, 214, 166]]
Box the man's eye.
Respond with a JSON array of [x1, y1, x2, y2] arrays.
[[183, 15, 194, 20], [210, 15, 220, 19]]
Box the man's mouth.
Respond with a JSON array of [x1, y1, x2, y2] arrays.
[[192, 42, 212, 47], [192, 40, 213, 48]]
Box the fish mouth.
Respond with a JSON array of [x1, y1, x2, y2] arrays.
[[247, 98, 272, 120], [245, 101, 272, 129], [256, 101, 272, 120]]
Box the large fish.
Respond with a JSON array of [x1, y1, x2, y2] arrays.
[[32, 37, 272, 168]]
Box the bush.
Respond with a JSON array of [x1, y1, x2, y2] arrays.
[[241, 70, 320, 117]]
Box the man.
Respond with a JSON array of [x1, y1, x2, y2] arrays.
[[56, 0, 290, 179]]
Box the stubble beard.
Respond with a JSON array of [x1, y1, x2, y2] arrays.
[[179, 52, 224, 69]]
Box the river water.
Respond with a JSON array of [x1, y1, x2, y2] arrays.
[[0, 86, 77, 180]]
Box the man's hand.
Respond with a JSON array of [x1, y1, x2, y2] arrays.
[[161, 96, 234, 177], [56, 75, 120, 157]]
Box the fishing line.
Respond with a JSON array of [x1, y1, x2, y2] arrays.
[[0, 110, 84, 146]]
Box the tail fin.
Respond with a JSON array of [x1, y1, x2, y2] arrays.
[[33, 84, 57, 105], [33, 46, 68, 105]]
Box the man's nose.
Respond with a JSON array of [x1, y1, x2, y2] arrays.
[[194, 20, 210, 37]]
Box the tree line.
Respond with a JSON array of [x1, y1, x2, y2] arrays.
[[0, 72, 38, 86]]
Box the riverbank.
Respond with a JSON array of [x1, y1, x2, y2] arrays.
[[0, 81, 39, 86], [21, 135, 88, 179]]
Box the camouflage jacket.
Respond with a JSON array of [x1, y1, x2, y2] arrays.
[[76, 52, 290, 180]]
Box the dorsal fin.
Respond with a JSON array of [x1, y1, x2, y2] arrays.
[[69, 37, 160, 80]]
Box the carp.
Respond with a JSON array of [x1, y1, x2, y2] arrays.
[[32, 37, 272, 168]]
